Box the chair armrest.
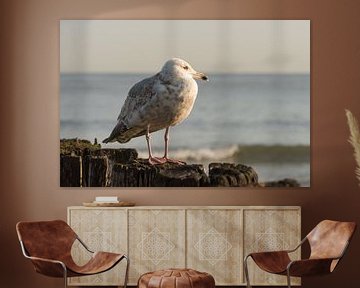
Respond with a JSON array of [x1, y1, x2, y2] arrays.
[[245, 237, 306, 259], [247, 250, 290, 258], [287, 258, 336, 277], [25, 255, 67, 277], [25, 255, 65, 266], [285, 237, 307, 253]]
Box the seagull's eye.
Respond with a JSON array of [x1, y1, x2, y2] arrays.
[[183, 66, 189, 70]]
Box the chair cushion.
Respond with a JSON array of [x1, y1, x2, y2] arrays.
[[138, 268, 215, 288], [67, 251, 124, 276]]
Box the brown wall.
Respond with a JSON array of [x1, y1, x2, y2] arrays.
[[1, 0, 360, 287]]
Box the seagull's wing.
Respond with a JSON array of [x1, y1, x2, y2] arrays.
[[103, 74, 160, 143], [117, 74, 158, 122]]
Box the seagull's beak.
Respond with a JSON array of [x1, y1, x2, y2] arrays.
[[193, 71, 209, 81]]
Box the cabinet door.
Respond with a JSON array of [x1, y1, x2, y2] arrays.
[[243, 208, 301, 286], [68, 208, 127, 286], [128, 209, 186, 284], [187, 209, 243, 285]]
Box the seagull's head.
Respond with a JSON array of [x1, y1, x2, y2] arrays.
[[161, 58, 209, 82]]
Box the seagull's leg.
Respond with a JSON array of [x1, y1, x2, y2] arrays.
[[161, 127, 186, 165], [146, 124, 164, 165], [146, 124, 153, 158], [163, 127, 170, 159]]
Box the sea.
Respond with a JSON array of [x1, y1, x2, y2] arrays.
[[60, 73, 310, 186]]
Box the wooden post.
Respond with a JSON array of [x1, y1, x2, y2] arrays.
[[92, 148, 138, 186], [93, 148, 138, 164], [111, 162, 210, 187], [60, 139, 300, 187], [60, 155, 81, 187], [153, 164, 210, 187], [111, 162, 156, 187], [209, 163, 258, 187], [86, 156, 108, 187]]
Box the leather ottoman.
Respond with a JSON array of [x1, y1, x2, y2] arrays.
[[138, 268, 215, 288]]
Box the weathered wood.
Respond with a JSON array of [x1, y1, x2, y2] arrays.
[[59, 139, 299, 187], [111, 162, 156, 187], [209, 163, 258, 187], [92, 148, 138, 186], [92, 148, 138, 164], [111, 161, 209, 187], [60, 155, 81, 187], [153, 163, 209, 187], [86, 156, 108, 187]]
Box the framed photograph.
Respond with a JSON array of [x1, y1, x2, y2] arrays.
[[60, 20, 310, 187]]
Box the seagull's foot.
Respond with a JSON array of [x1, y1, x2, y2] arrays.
[[148, 156, 167, 165], [148, 156, 186, 165]]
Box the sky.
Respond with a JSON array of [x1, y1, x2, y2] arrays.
[[60, 20, 310, 74]]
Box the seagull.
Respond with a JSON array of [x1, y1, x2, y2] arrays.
[[103, 58, 208, 165]]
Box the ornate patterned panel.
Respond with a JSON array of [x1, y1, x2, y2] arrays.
[[244, 209, 301, 286], [187, 209, 243, 285], [68, 208, 127, 286], [67, 206, 300, 286], [128, 209, 186, 284]]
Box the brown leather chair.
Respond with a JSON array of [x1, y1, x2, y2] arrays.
[[16, 220, 129, 288], [244, 220, 356, 288]]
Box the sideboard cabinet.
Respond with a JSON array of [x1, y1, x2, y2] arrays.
[[67, 206, 301, 286]]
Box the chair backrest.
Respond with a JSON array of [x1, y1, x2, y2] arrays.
[[307, 220, 356, 261], [16, 220, 77, 261]]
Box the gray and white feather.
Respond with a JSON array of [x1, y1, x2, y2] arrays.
[[103, 58, 208, 164]]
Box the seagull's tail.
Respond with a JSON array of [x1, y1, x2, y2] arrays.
[[103, 136, 130, 144], [103, 121, 132, 144]]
